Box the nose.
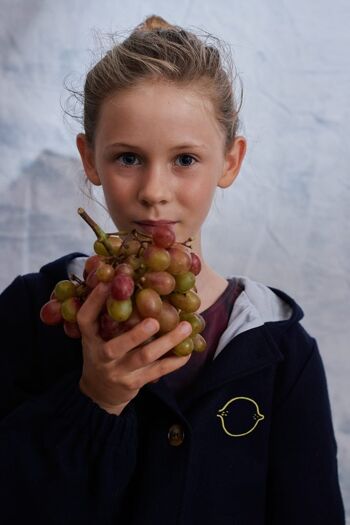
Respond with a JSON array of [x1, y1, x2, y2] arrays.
[[138, 164, 172, 207]]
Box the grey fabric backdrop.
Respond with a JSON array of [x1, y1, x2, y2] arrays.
[[1, 0, 349, 516]]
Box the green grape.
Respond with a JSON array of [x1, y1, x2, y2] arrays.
[[54, 280, 77, 302], [169, 290, 201, 313], [143, 246, 170, 271], [179, 312, 205, 335], [174, 271, 195, 293], [106, 296, 133, 322], [192, 333, 207, 352], [61, 297, 82, 323], [173, 337, 194, 356]]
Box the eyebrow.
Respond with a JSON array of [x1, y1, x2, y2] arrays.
[[104, 142, 206, 151]]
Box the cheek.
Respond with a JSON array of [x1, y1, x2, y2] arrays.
[[102, 179, 132, 209], [183, 178, 217, 209]]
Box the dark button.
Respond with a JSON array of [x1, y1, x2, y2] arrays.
[[168, 423, 185, 446]]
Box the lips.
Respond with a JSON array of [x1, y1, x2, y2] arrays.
[[135, 220, 177, 226], [134, 220, 178, 234]]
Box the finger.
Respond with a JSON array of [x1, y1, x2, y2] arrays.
[[121, 321, 192, 372], [76, 282, 111, 338], [100, 318, 160, 363], [137, 353, 192, 386]]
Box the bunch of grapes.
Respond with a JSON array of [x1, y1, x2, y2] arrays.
[[40, 208, 206, 356]]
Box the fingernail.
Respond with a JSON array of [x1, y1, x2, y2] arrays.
[[144, 319, 158, 333], [179, 321, 192, 334]]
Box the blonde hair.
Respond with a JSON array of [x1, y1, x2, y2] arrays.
[[67, 15, 242, 151]]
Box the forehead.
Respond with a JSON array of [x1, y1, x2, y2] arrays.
[[95, 80, 224, 146]]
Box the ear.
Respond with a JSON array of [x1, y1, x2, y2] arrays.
[[218, 136, 247, 189], [76, 133, 101, 186]]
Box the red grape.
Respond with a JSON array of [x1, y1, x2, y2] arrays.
[[189, 252, 201, 275], [140, 271, 176, 295], [40, 299, 63, 325], [167, 247, 192, 275], [63, 321, 82, 339], [152, 226, 175, 248], [111, 273, 135, 300]]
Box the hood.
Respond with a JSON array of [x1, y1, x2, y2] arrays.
[[213, 275, 303, 359]]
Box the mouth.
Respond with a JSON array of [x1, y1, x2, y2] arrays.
[[134, 220, 178, 234]]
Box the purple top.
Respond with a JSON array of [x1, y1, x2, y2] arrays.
[[164, 278, 243, 399]]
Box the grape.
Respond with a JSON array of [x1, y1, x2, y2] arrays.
[[120, 238, 141, 256], [179, 312, 205, 335], [107, 236, 123, 255], [120, 307, 143, 331], [111, 273, 135, 300], [157, 301, 179, 334], [86, 269, 100, 289], [96, 263, 115, 283], [167, 247, 192, 275], [94, 240, 110, 256], [84, 255, 104, 276], [99, 312, 124, 340], [54, 280, 77, 302], [76, 284, 88, 299], [40, 299, 63, 325], [174, 272, 195, 293], [63, 321, 82, 339], [40, 209, 206, 358], [143, 246, 170, 271], [189, 252, 201, 276], [192, 333, 207, 352], [106, 296, 133, 322], [152, 226, 175, 248], [114, 263, 135, 278], [126, 254, 143, 270], [169, 290, 201, 312], [139, 271, 176, 295], [173, 337, 194, 356], [135, 288, 162, 318], [61, 297, 82, 323]]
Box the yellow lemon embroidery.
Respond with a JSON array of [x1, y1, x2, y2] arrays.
[[217, 396, 265, 437]]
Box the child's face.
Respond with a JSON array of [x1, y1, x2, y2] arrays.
[[77, 80, 246, 249]]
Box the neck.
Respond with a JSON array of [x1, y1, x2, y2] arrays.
[[190, 233, 229, 313]]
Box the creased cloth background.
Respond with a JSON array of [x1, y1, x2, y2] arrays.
[[0, 0, 349, 515]]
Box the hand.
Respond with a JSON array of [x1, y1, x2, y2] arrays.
[[77, 282, 192, 415]]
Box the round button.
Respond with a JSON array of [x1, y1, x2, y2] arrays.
[[168, 423, 185, 446]]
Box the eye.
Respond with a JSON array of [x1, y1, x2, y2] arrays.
[[175, 154, 197, 167], [115, 152, 140, 166]]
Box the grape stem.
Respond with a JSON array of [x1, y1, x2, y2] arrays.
[[77, 207, 116, 256], [71, 273, 84, 285]]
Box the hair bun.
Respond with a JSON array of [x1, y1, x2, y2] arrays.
[[135, 15, 174, 32]]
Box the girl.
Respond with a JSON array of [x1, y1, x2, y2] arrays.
[[0, 15, 345, 525]]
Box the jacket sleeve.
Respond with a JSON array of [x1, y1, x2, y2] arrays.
[[0, 276, 138, 524], [266, 332, 345, 524]]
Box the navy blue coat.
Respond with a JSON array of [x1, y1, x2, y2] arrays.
[[0, 253, 345, 524]]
